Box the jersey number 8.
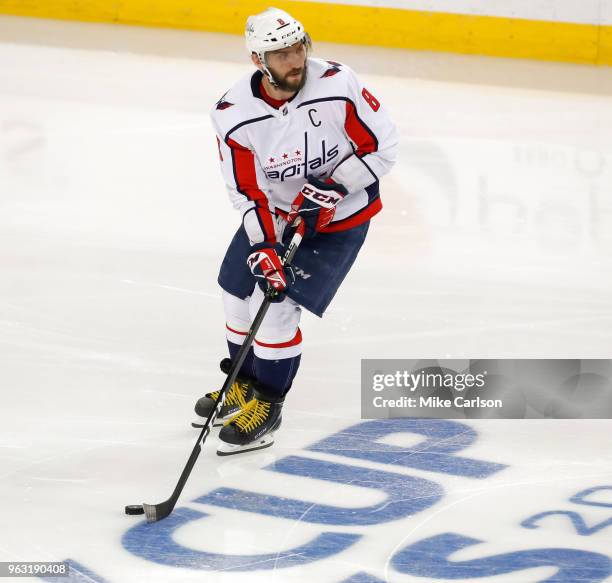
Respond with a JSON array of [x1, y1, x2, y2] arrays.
[[361, 87, 380, 112]]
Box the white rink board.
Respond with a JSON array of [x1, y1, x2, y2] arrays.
[[294, 0, 612, 25]]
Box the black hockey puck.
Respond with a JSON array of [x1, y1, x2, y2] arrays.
[[125, 504, 145, 515]]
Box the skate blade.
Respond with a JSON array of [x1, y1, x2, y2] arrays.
[[216, 435, 274, 456]]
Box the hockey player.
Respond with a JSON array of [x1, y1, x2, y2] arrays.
[[194, 7, 398, 455]]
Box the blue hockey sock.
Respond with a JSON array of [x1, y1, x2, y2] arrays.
[[254, 354, 301, 398], [227, 341, 255, 380]]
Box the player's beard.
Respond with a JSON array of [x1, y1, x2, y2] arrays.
[[270, 62, 308, 93]]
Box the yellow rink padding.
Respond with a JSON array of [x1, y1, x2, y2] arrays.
[[599, 24, 612, 64], [0, 0, 610, 65]]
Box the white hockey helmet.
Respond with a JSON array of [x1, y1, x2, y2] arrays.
[[245, 8, 310, 83]]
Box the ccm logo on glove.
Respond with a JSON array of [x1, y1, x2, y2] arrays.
[[288, 176, 348, 237], [300, 184, 344, 208]]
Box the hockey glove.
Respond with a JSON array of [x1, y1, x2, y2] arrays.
[[287, 176, 348, 238], [247, 243, 295, 300]]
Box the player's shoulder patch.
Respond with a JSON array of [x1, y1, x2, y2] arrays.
[[320, 60, 343, 78], [212, 71, 251, 112], [215, 91, 234, 111]]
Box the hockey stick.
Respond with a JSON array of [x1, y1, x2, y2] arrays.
[[136, 220, 305, 523]]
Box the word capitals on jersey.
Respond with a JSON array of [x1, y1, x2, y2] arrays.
[[263, 138, 339, 182]]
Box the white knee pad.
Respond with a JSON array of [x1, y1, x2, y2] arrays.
[[248, 285, 302, 360], [222, 290, 251, 345]]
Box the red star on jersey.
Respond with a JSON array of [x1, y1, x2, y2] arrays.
[[282, 153, 288, 159], [295, 150, 301, 156], [269, 157, 275, 163]]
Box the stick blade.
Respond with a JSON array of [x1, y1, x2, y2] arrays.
[[143, 500, 174, 523]]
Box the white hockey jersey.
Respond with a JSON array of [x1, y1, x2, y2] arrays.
[[210, 57, 398, 245]]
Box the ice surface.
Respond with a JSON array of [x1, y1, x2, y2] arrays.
[[0, 15, 611, 583]]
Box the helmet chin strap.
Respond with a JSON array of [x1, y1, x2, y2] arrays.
[[259, 53, 279, 87]]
